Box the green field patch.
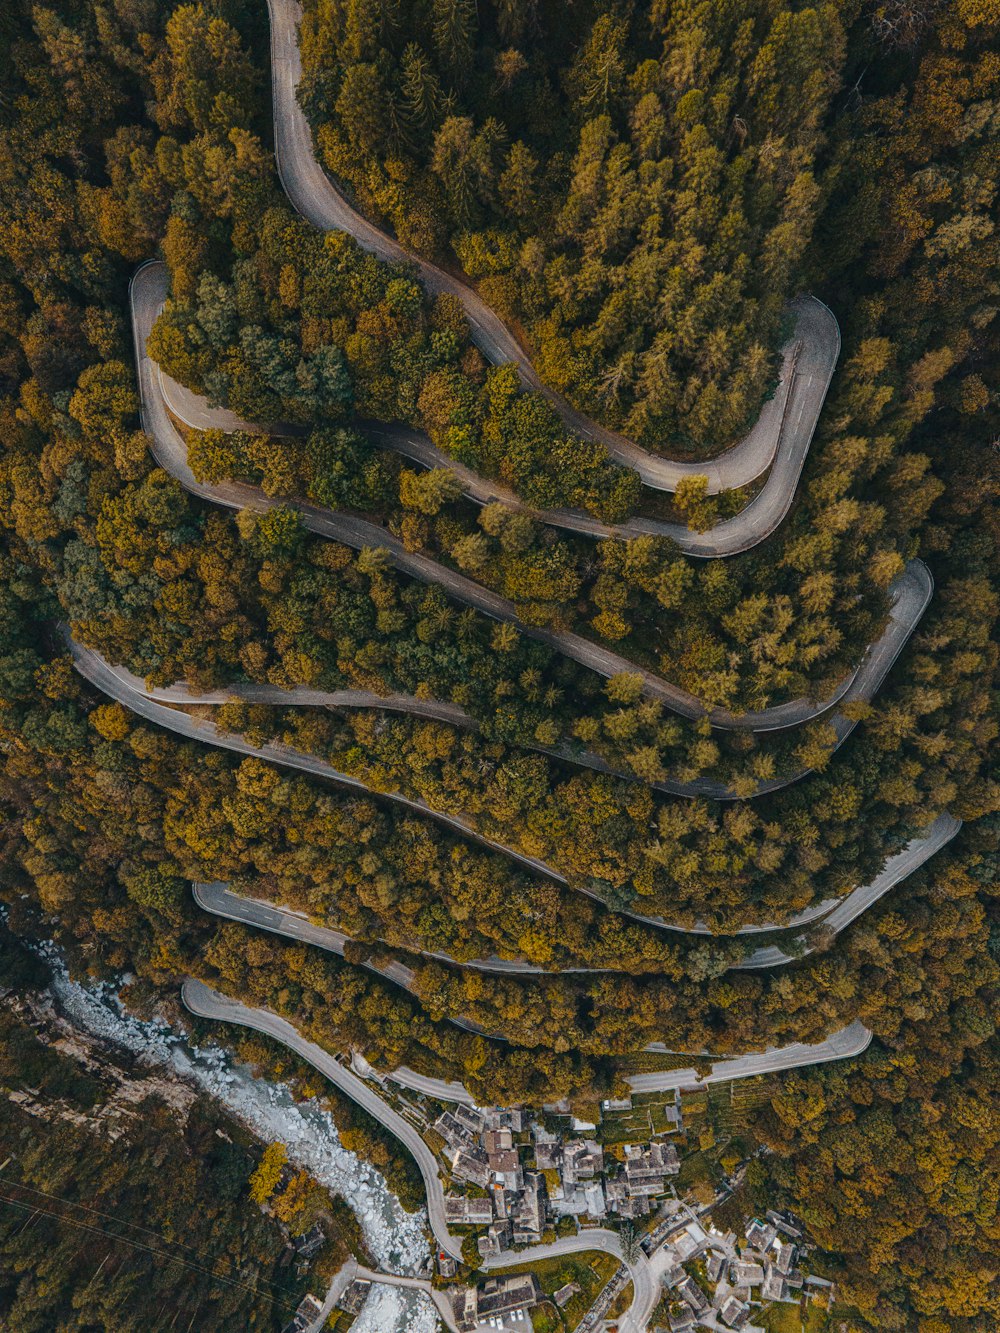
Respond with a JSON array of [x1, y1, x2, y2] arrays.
[[489, 1250, 621, 1331]]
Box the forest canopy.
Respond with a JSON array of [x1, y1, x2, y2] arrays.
[[299, 0, 843, 451], [0, 0, 998, 1329]]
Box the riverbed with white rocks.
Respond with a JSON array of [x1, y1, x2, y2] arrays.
[[352, 1283, 441, 1333], [40, 949, 443, 1327]]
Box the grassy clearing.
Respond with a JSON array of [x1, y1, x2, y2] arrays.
[[607, 1279, 634, 1320], [708, 1076, 778, 1134], [324, 1311, 357, 1331], [759, 1295, 830, 1333], [760, 1302, 805, 1332], [493, 1250, 621, 1331], [597, 1108, 655, 1145]]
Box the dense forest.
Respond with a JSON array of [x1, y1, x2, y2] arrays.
[[0, 0, 999, 1328], [0, 925, 347, 1331], [298, 0, 842, 451]]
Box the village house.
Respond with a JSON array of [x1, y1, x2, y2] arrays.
[[477, 1217, 514, 1260], [623, 1140, 680, 1196], [336, 1279, 371, 1316], [532, 1123, 562, 1170], [512, 1172, 547, 1241], [292, 1223, 325, 1261], [483, 1127, 513, 1155], [606, 1176, 651, 1217], [767, 1209, 804, 1239], [450, 1146, 490, 1188], [761, 1268, 787, 1302], [676, 1274, 710, 1316], [562, 1139, 604, 1182], [719, 1295, 750, 1329], [435, 1110, 476, 1153], [661, 1260, 685, 1288], [453, 1105, 487, 1136], [553, 1281, 581, 1308], [582, 1180, 607, 1218], [746, 1218, 778, 1252], [535, 1140, 562, 1171], [775, 1240, 796, 1274], [445, 1195, 493, 1227], [706, 1251, 726, 1284], [731, 1260, 765, 1288], [453, 1274, 541, 1331], [281, 1293, 324, 1333], [488, 1146, 524, 1192], [485, 1107, 525, 1133]]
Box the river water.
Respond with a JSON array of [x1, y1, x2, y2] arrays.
[[43, 953, 441, 1331]]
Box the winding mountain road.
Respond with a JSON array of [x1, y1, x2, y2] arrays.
[[180, 978, 463, 1262], [191, 882, 502, 1040], [188, 870, 929, 1053], [265, 0, 841, 535], [134, 261, 929, 748], [51, 18, 955, 1324], [193, 881, 602, 974], [191, 805, 961, 978], [630, 1021, 873, 1092], [735, 810, 962, 969], [87, 646, 471, 726], [364, 1018, 871, 1100], [182, 977, 868, 1333], [67, 629, 959, 942], [66, 627, 565, 885], [67, 538, 931, 805]]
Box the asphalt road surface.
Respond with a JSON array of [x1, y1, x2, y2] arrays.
[[190, 883, 499, 1040], [180, 978, 465, 1260], [112, 19, 941, 1320], [66, 626, 564, 886], [193, 881, 603, 974], [183, 978, 852, 1333], [264, 0, 841, 519], [736, 811, 962, 969], [66, 623, 960, 949], [132, 260, 929, 748], [68, 630, 958, 944], [372, 1024, 873, 1103], [192, 799, 961, 977], [625, 1020, 873, 1093]]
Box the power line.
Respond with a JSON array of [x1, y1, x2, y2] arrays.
[[0, 1192, 300, 1317], [0, 1171, 221, 1250], [0, 1189, 299, 1312], [0, 1172, 296, 1301]]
